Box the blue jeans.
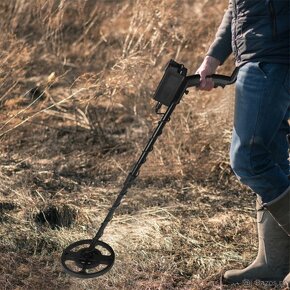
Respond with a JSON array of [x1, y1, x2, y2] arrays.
[[230, 62, 290, 203]]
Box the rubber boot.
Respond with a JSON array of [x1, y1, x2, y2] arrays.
[[223, 196, 290, 285], [264, 186, 290, 287]]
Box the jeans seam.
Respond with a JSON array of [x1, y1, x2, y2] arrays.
[[249, 75, 288, 176], [249, 69, 267, 175], [264, 67, 289, 148]]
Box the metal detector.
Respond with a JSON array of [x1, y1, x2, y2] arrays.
[[61, 59, 238, 279]]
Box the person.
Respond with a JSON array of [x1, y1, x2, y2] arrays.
[[196, 0, 290, 287]]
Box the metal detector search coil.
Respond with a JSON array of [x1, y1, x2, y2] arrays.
[[61, 59, 238, 279]]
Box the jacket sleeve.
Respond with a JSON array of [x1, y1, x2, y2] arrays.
[[206, 0, 233, 65]]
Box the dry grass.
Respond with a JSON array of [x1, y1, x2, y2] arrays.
[[0, 1, 284, 290]]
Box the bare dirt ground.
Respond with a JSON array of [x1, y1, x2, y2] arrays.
[[0, 1, 286, 289]]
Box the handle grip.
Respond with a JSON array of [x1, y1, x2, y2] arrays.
[[186, 68, 239, 89]]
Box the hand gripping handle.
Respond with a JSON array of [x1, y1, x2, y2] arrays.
[[186, 67, 239, 89]]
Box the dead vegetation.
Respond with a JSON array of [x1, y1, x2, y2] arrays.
[[0, 1, 280, 289]]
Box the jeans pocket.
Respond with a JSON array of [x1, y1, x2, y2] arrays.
[[257, 62, 269, 79]]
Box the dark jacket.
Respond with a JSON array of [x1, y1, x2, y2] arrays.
[[207, 0, 290, 66]]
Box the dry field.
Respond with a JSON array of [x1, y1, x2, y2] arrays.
[[0, 1, 284, 289]]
